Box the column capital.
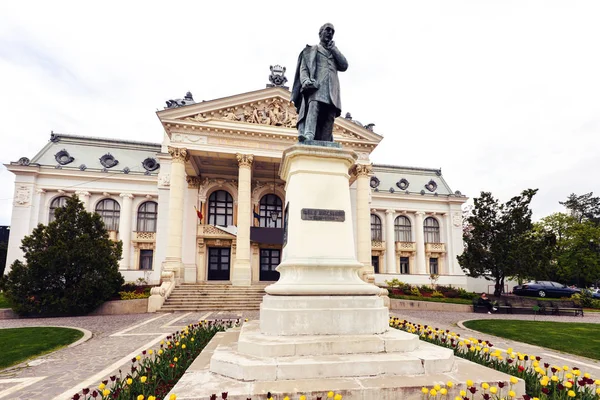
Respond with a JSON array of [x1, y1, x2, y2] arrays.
[[186, 176, 202, 188], [415, 211, 425, 216], [168, 146, 190, 164], [236, 153, 254, 168], [119, 193, 134, 199], [385, 209, 395, 215], [352, 163, 373, 177], [75, 190, 91, 197], [36, 188, 46, 194]]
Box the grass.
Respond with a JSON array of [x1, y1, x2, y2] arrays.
[[0, 292, 9, 309], [463, 319, 600, 360], [388, 294, 475, 305], [0, 327, 84, 369]]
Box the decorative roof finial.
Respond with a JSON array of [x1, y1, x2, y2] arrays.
[[267, 65, 288, 89]]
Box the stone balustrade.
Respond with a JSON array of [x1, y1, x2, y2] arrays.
[[147, 271, 175, 312]]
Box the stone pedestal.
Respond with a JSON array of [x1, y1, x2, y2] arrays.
[[168, 144, 525, 399]]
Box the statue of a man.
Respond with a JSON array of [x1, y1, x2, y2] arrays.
[[291, 23, 348, 142]]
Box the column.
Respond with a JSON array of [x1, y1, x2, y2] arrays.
[[232, 153, 253, 286], [385, 209, 396, 274], [443, 213, 453, 275], [354, 164, 374, 281], [34, 189, 46, 228], [75, 190, 91, 212], [163, 146, 189, 278], [414, 211, 427, 274], [119, 193, 134, 269]]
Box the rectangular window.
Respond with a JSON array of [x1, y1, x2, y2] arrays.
[[400, 257, 409, 274], [140, 250, 153, 270], [259, 248, 281, 281], [429, 258, 439, 275]]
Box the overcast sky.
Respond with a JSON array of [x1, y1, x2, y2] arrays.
[[1, 0, 599, 225]]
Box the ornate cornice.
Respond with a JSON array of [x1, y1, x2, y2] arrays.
[[186, 176, 203, 188], [168, 146, 189, 164], [236, 153, 254, 168]]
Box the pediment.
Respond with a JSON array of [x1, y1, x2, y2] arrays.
[[157, 87, 383, 145]]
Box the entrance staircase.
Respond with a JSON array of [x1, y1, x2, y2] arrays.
[[160, 283, 268, 312]]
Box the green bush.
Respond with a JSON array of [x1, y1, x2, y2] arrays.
[[457, 287, 478, 300], [410, 286, 422, 297], [419, 285, 433, 293], [572, 291, 594, 308], [385, 278, 401, 289], [0, 195, 124, 316], [431, 290, 444, 298], [119, 291, 150, 300]]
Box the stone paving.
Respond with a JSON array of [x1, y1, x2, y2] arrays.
[[1, 309, 599, 399]]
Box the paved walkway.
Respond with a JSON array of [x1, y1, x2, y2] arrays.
[[391, 309, 600, 373], [1, 309, 599, 399], [0, 311, 259, 400]]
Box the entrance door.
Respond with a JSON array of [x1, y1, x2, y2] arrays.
[[371, 255, 379, 274], [260, 248, 281, 281], [207, 247, 231, 280]]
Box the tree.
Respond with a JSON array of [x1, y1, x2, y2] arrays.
[[458, 189, 542, 296], [559, 192, 600, 225], [0, 242, 7, 276], [537, 212, 600, 287], [0, 195, 124, 316]]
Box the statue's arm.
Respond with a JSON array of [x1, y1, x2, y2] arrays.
[[330, 46, 348, 72], [299, 55, 311, 85]]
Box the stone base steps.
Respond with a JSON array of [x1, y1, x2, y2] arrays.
[[160, 284, 267, 312]]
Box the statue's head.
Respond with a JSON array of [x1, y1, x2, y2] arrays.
[[319, 23, 335, 44]]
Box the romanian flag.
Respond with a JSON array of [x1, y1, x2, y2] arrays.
[[194, 205, 203, 222]]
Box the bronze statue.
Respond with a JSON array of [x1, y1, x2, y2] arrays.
[[291, 23, 348, 142]]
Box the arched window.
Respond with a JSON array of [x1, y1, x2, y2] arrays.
[[49, 196, 69, 222], [371, 214, 382, 241], [208, 190, 233, 227], [258, 194, 283, 228], [424, 217, 440, 243], [394, 216, 412, 242], [96, 199, 121, 231], [137, 201, 158, 232]]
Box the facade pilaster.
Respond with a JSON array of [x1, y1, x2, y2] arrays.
[[232, 153, 253, 286], [75, 190, 91, 212], [385, 209, 396, 274], [163, 146, 189, 278], [34, 189, 46, 228], [354, 163, 374, 281], [414, 211, 427, 274], [443, 213, 453, 275], [119, 193, 134, 269]]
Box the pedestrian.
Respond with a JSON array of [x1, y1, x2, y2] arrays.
[[478, 293, 498, 314]]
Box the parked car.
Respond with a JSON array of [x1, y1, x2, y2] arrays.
[[582, 288, 600, 299], [512, 281, 580, 298]]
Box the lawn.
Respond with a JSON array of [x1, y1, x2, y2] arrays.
[[0, 292, 9, 308], [463, 319, 600, 360], [0, 327, 84, 369]]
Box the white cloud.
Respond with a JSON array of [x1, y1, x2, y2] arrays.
[[1, 0, 599, 224]]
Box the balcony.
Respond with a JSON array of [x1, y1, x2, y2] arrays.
[[425, 242, 446, 253], [395, 241, 416, 252], [371, 240, 385, 250], [133, 231, 156, 241], [197, 224, 236, 238]]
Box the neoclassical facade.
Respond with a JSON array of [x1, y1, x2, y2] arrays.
[[4, 85, 469, 287]]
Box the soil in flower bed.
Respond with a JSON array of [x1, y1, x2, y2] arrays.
[[463, 319, 600, 360], [0, 327, 83, 369]]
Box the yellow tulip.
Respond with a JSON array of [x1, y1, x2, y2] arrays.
[[446, 381, 454, 388], [422, 387, 429, 394], [490, 387, 497, 394], [595, 379, 600, 385], [136, 355, 141, 360], [430, 389, 437, 396], [540, 379, 548, 387], [455, 397, 461, 400], [127, 378, 133, 385], [328, 391, 334, 398], [584, 373, 590, 378], [568, 390, 576, 398], [551, 375, 558, 382], [140, 376, 147, 383], [98, 383, 105, 390], [573, 370, 581, 377], [300, 396, 307, 400], [284, 397, 290, 400], [149, 397, 156, 400], [509, 390, 516, 398], [482, 383, 489, 390], [510, 377, 518, 384], [434, 384, 441, 391], [596, 388, 600, 395], [565, 382, 573, 389], [440, 388, 448, 395], [103, 390, 110, 397], [182, 344, 186, 349], [137, 396, 144, 400], [533, 398, 539, 400], [170, 395, 177, 400], [334, 395, 342, 400], [148, 349, 153, 355], [173, 357, 178, 362], [563, 365, 569, 371], [460, 390, 467, 397], [566, 373, 573, 379], [466, 379, 474, 387], [158, 349, 163, 355]]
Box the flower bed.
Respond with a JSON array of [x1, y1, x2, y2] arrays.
[[390, 317, 600, 400]]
